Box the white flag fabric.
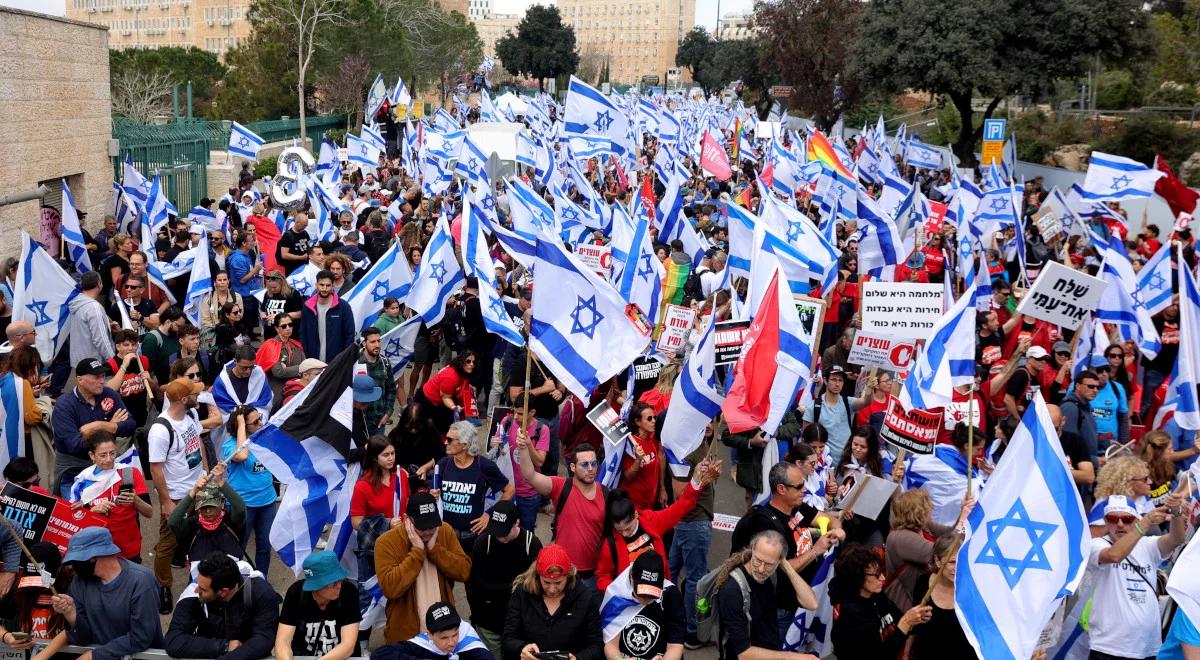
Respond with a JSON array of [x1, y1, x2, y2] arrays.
[[1167, 524, 1200, 633], [784, 549, 837, 656], [1081, 151, 1165, 202], [13, 231, 78, 363], [406, 215, 464, 326], [1136, 241, 1174, 316], [1175, 247, 1200, 431], [563, 76, 632, 157], [660, 312, 723, 477], [956, 393, 1090, 660], [0, 373, 25, 474], [60, 179, 93, 274], [346, 133, 382, 170], [342, 241, 413, 330], [122, 156, 151, 207], [364, 73, 387, 122], [182, 238, 212, 326], [898, 283, 976, 411], [228, 122, 265, 160], [529, 238, 651, 401]]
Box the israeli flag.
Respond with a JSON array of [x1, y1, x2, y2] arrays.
[[406, 215, 464, 326], [122, 156, 151, 207], [342, 242, 413, 331], [315, 138, 339, 181], [529, 238, 651, 401], [391, 77, 412, 113], [454, 136, 491, 187], [346, 133, 381, 170], [13, 231, 78, 363], [898, 282, 976, 411], [600, 562, 672, 642], [657, 169, 709, 268], [461, 199, 523, 346], [182, 236, 212, 326], [613, 206, 664, 327], [361, 123, 386, 153], [145, 175, 177, 234], [905, 139, 943, 170], [564, 75, 632, 156], [1175, 244, 1200, 431], [1095, 230, 1161, 359], [756, 194, 840, 292], [1136, 241, 1173, 316], [855, 187, 903, 275], [379, 316, 421, 378], [956, 393, 1089, 660], [784, 549, 837, 656], [60, 179, 93, 274], [420, 154, 454, 196], [228, 122, 265, 160], [0, 373, 25, 475], [479, 89, 501, 123], [405, 621, 489, 657], [661, 313, 724, 477], [724, 202, 758, 281], [506, 178, 556, 239], [364, 73, 387, 122], [1081, 151, 1165, 202], [401, 123, 418, 178]]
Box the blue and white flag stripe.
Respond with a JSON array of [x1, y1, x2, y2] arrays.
[[228, 122, 265, 160]]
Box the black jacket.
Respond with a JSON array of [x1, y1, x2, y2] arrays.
[[467, 531, 542, 632], [164, 576, 281, 660], [828, 589, 908, 660], [501, 582, 603, 660], [372, 640, 494, 660]]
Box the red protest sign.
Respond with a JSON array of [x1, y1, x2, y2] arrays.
[[1, 483, 107, 555], [923, 201, 947, 235], [879, 397, 941, 455]]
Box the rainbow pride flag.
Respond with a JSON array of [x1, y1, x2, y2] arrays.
[[806, 128, 853, 180]]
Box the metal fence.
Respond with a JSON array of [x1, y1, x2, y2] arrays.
[[111, 115, 347, 210]]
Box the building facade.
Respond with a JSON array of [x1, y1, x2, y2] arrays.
[[557, 0, 695, 84], [0, 7, 113, 240], [65, 0, 250, 58], [475, 12, 521, 59], [716, 11, 752, 40]]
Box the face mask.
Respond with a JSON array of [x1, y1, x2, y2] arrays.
[[72, 560, 96, 580]]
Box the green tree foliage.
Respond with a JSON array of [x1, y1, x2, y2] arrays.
[[849, 0, 1150, 166], [751, 0, 862, 131], [211, 21, 298, 122], [410, 9, 483, 102], [109, 47, 227, 117], [496, 5, 578, 91], [676, 27, 719, 94]]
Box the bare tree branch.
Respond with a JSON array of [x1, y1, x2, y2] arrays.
[[111, 69, 173, 123]]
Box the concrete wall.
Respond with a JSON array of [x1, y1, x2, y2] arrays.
[[0, 7, 112, 247]]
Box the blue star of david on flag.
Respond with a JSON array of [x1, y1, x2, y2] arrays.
[[974, 499, 1057, 588], [637, 253, 655, 280], [481, 193, 495, 210], [488, 295, 507, 319], [1149, 272, 1166, 291], [561, 206, 579, 222], [25, 300, 52, 326], [371, 279, 391, 302], [594, 111, 614, 133], [429, 261, 447, 284], [1110, 174, 1132, 190], [787, 221, 804, 243], [570, 295, 603, 339], [238, 136, 251, 148], [989, 197, 1009, 213], [383, 340, 404, 359], [293, 279, 312, 296], [360, 144, 370, 156]]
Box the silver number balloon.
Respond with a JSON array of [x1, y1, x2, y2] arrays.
[[269, 146, 315, 210]]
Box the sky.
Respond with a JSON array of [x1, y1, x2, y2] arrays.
[[5, 0, 753, 31]]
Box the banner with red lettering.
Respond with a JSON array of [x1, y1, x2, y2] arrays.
[[714, 320, 751, 366], [1, 483, 108, 555], [879, 397, 941, 455], [700, 131, 733, 181], [846, 331, 915, 372], [657, 305, 696, 355]]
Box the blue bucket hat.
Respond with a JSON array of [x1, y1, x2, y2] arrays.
[[301, 551, 348, 591], [63, 527, 121, 562], [352, 373, 382, 403]]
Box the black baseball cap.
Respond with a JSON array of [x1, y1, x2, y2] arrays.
[[407, 491, 442, 530], [487, 500, 518, 536], [75, 358, 108, 377], [631, 550, 665, 599], [425, 601, 461, 633]]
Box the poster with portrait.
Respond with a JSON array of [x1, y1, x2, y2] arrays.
[[793, 295, 827, 370]]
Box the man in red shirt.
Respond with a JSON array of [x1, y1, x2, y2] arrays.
[[516, 440, 606, 587]]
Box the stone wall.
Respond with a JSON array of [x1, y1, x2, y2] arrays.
[[0, 7, 112, 249], [206, 138, 313, 201]]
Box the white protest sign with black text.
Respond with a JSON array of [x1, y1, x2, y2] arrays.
[[1016, 260, 1106, 331], [657, 304, 696, 355], [847, 331, 916, 372], [861, 282, 944, 340]]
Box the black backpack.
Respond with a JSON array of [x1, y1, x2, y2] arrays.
[[812, 392, 853, 427], [444, 295, 474, 351], [682, 268, 706, 304]]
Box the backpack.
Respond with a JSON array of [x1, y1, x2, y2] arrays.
[[550, 477, 608, 541], [365, 231, 392, 264], [812, 392, 853, 428], [444, 295, 474, 351], [135, 410, 199, 465], [695, 565, 755, 654], [682, 268, 706, 305]]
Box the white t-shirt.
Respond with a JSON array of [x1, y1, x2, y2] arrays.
[[148, 410, 205, 501], [1087, 534, 1164, 658]]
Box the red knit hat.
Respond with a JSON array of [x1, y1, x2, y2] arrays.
[[536, 544, 574, 579]]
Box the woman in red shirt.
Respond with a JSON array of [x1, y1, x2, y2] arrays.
[[416, 351, 478, 434], [621, 403, 663, 511], [637, 363, 679, 415], [350, 435, 410, 530], [69, 432, 152, 560], [855, 371, 894, 427]]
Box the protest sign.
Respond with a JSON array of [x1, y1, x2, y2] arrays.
[[629, 356, 664, 402], [487, 406, 510, 443], [847, 331, 916, 372], [657, 304, 696, 355], [1032, 206, 1064, 242], [0, 483, 107, 555], [861, 282, 944, 339], [1016, 260, 1106, 331], [711, 513, 741, 532], [879, 398, 941, 455], [923, 201, 948, 235], [714, 320, 751, 366], [834, 473, 899, 520], [793, 296, 826, 369], [574, 244, 612, 278], [586, 400, 632, 447]]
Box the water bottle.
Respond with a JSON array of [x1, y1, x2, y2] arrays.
[[696, 597, 710, 615]]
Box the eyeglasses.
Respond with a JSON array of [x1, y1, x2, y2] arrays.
[[642, 415, 656, 422], [1104, 514, 1137, 525], [1078, 383, 1099, 390], [1055, 351, 1071, 357], [783, 482, 805, 491], [1107, 353, 1124, 359], [277, 323, 292, 329], [184, 371, 201, 380], [123, 284, 141, 290], [576, 460, 598, 469]]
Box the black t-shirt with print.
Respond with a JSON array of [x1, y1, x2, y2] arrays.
[[278, 579, 361, 656], [617, 585, 685, 659]]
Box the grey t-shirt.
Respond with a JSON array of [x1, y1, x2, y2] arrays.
[[316, 298, 331, 361]]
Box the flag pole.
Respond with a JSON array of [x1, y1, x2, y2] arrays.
[[0, 509, 57, 596], [917, 532, 961, 608], [965, 384, 976, 497], [522, 345, 533, 425]]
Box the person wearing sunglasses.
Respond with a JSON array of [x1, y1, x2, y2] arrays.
[[254, 313, 306, 411], [1089, 493, 1187, 660], [1089, 456, 1156, 534], [1061, 369, 1102, 461]]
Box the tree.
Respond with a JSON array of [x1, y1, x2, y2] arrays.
[[711, 39, 770, 116], [109, 47, 227, 117], [676, 27, 719, 94], [496, 5, 578, 91], [411, 9, 483, 103], [751, 0, 861, 130], [315, 52, 372, 130], [110, 69, 173, 123], [210, 22, 298, 123], [849, 0, 1150, 166], [250, 0, 351, 141]]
